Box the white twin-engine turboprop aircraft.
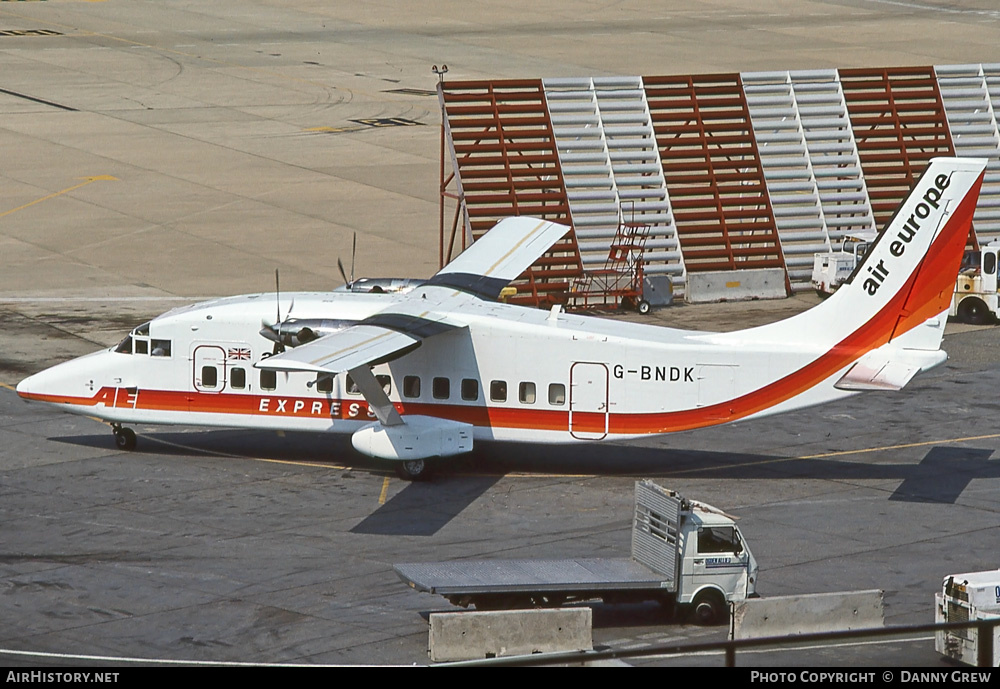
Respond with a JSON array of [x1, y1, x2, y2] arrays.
[[16, 158, 988, 479]]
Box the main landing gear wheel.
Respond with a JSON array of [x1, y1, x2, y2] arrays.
[[394, 458, 431, 481], [113, 426, 137, 451]]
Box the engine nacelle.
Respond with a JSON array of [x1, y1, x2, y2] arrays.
[[351, 416, 473, 460]]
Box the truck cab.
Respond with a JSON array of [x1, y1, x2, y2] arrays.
[[674, 500, 758, 623], [951, 241, 1000, 324]]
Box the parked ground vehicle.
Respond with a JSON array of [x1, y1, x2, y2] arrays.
[[951, 241, 1000, 325], [935, 568, 1000, 666], [394, 480, 758, 625], [814, 236, 1000, 325], [810, 232, 875, 297]]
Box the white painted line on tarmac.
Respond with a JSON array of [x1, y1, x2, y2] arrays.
[[0, 296, 209, 302], [0, 647, 392, 667]]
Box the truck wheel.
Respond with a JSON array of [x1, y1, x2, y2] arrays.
[[958, 297, 990, 325], [691, 589, 727, 626], [394, 458, 431, 481], [636, 299, 651, 315]]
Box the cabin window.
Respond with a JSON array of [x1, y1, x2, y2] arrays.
[[403, 376, 420, 398], [345, 374, 361, 395], [231, 367, 246, 389], [490, 380, 507, 402], [201, 365, 218, 388], [548, 383, 566, 406], [433, 377, 450, 399], [134, 339, 149, 355], [377, 375, 391, 396], [985, 252, 997, 275], [519, 382, 536, 404], [461, 379, 479, 401], [151, 339, 171, 357], [345, 373, 391, 395], [134, 322, 150, 336], [698, 526, 742, 555], [260, 369, 276, 391], [115, 336, 133, 354], [316, 375, 333, 393]]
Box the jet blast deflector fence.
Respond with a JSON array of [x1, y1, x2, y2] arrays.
[[439, 64, 1000, 306]]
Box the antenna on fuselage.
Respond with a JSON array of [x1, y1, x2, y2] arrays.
[[269, 269, 285, 355], [337, 233, 357, 289]]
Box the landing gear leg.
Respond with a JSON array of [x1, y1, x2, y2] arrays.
[[113, 425, 137, 451]]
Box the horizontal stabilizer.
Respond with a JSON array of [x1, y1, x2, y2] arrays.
[[835, 356, 919, 391]]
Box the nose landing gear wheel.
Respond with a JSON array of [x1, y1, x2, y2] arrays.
[[113, 426, 137, 451]]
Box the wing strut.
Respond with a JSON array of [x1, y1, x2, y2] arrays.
[[348, 365, 404, 427]]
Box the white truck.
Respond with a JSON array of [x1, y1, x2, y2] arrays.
[[813, 237, 1000, 325], [951, 241, 1000, 325], [394, 480, 758, 625], [935, 569, 1000, 666], [811, 232, 875, 297]]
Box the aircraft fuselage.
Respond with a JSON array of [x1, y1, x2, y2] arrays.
[[16, 288, 846, 444]]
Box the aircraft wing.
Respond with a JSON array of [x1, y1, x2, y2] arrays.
[[259, 215, 569, 375], [257, 311, 466, 375], [257, 300, 471, 428], [423, 216, 570, 299], [258, 216, 568, 426]]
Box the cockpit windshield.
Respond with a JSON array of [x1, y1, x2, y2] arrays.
[[113, 322, 169, 356]]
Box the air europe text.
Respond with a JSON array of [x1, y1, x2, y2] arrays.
[[864, 173, 950, 296]]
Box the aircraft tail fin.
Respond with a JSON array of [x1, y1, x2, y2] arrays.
[[719, 157, 986, 380]]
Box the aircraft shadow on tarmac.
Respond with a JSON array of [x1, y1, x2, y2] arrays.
[[51, 430, 999, 537]]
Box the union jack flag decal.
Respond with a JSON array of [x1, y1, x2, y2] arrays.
[[228, 347, 251, 361]]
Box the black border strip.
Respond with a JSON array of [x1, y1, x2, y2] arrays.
[[0, 87, 76, 111]]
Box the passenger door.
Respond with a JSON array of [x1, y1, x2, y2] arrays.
[[569, 362, 609, 439], [192, 344, 227, 394]]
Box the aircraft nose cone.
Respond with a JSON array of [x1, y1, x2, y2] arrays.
[[15, 374, 34, 400]]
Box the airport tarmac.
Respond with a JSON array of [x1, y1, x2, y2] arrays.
[[1, 0, 999, 668], [2, 316, 1000, 667]]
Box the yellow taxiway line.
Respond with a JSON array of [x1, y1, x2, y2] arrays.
[[0, 176, 117, 220]]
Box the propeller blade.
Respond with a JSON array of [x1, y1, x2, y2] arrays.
[[337, 258, 349, 287], [350, 233, 357, 285], [274, 268, 282, 323]]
